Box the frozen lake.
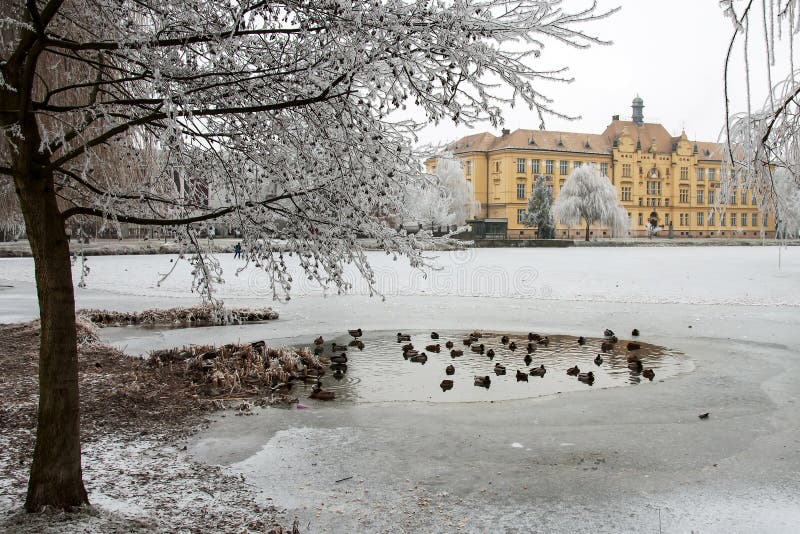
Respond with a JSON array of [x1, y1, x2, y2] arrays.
[[2, 246, 799, 532]]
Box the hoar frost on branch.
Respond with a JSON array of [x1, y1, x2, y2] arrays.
[[522, 175, 555, 238], [552, 164, 629, 241], [720, 0, 800, 236]]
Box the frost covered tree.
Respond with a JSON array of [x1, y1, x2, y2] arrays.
[[720, 0, 800, 235], [553, 165, 629, 241], [773, 168, 800, 236], [522, 176, 555, 238], [0, 0, 615, 511], [405, 156, 478, 231]]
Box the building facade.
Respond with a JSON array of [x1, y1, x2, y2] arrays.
[[436, 98, 774, 238]]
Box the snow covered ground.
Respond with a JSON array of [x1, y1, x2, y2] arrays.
[[2, 246, 799, 532]]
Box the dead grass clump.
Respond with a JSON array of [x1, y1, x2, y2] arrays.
[[78, 305, 279, 327]]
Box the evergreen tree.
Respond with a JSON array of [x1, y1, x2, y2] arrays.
[[523, 177, 555, 239]]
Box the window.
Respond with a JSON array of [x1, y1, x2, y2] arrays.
[[559, 160, 568, 175], [621, 186, 632, 201], [697, 189, 704, 204], [697, 168, 705, 181], [697, 212, 704, 226], [517, 158, 526, 174], [708, 189, 715, 204], [492, 160, 501, 172], [752, 213, 758, 226], [559, 179, 566, 188], [751, 193, 758, 205], [730, 213, 737, 226], [680, 166, 689, 180], [465, 160, 473, 176], [708, 168, 716, 181], [664, 214, 670, 226], [638, 213, 643, 225], [721, 213, 726, 226], [622, 164, 631, 177], [573, 161, 581, 170], [679, 188, 689, 203], [532, 159, 540, 174], [679, 213, 686, 226], [517, 209, 525, 224], [665, 198, 670, 207], [546, 160, 554, 174], [741, 190, 748, 205], [516, 183, 526, 199], [740, 213, 747, 226], [638, 197, 643, 206], [600, 162, 609, 176], [647, 181, 661, 195], [708, 212, 715, 225]]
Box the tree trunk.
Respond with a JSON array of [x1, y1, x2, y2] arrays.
[[15, 156, 89, 512], [585, 220, 590, 242]]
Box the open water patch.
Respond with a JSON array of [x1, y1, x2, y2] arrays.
[[294, 330, 689, 403]]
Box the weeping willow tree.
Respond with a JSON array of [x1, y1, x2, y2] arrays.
[[0, 0, 616, 511], [720, 0, 800, 236]]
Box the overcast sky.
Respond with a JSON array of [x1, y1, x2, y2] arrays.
[[417, 0, 784, 146]]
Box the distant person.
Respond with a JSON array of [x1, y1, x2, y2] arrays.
[[233, 242, 242, 259]]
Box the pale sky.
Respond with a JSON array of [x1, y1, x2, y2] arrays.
[[417, 0, 784, 146]]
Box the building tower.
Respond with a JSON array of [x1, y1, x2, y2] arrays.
[[632, 96, 644, 126]]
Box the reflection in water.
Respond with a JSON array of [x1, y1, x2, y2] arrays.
[[293, 331, 688, 403]]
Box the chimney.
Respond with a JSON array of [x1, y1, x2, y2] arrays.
[[501, 128, 510, 136]]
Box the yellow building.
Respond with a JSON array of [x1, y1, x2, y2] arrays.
[[437, 97, 773, 238]]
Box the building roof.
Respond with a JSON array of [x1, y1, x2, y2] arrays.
[[447, 119, 726, 160]]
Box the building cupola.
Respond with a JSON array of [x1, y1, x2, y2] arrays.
[[632, 95, 644, 126]]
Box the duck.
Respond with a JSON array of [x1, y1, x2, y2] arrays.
[[600, 341, 614, 352], [471, 343, 485, 354], [626, 353, 641, 363], [251, 340, 266, 351], [409, 353, 428, 364], [462, 338, 474, 346], [402, 343, 414, 352], [577, 371, 595, 385], [501, 335, 510, 345], [425, 344, 441, 353], [470, 331, 483, 339], [537, 336, 550, 346], [440, 379, 454, 392], [445, 364, 455, 375], [594, 354, 603, 366], [628, 360, 643, 372], [494, 363, 507, 375], [314, 336, 324, 345], [627, 342, 641, 351], [348, 328, 362, 338], [508, 341, 517, 351], [445, 341, 454, 349], [348, 339, 360, 347], [642, 368, 655, 381], [354, 340, 365, 350], [604, 329, 615, 338], [331, 343, 348, 352], [526, 343, 536, 354], [474, 375, 491, 388], [524, 354, 532, 366], [566, 365, 580, 376], [397, 333, 411, 342], [450, 349, 463, 358], [530, 365, 546, 377], [313, 345, 324, 356], [486, 349, 495, 360], [431, 332, 440, 340], [330, 362, 348, 372], [578, 336, 586, 345], [332, 369, 345, 381], [319, 357, 331, 364], [403, 350, 419, 360], [515, 370, 529, 382], [631, 328, 640, 337], [330, 354, 348, 364], [309, 386, 336, 401], [528, 332, 541, 341]]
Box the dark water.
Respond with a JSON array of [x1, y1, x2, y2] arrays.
[[294, 330, 690, 403]]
